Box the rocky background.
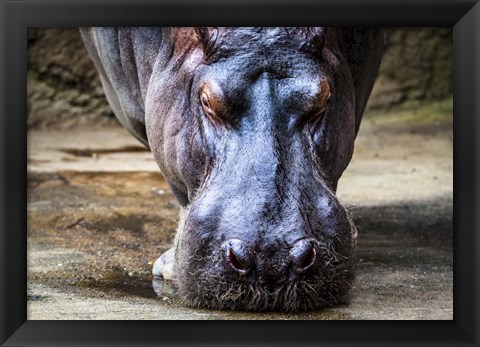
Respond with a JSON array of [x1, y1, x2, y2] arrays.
[[368, 28, 452, 109], [27, 28, 114, 129], [27, 27, 453, 129]]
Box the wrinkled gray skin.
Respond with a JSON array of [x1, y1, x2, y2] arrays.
[[80, 27, 383, 311]]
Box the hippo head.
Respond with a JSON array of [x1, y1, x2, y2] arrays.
[[81, 26, 383, 311], [142, 27, 382, 311]]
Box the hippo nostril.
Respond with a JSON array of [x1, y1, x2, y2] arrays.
[[300, 247, 316, 269], [228, 248, 246, 271], [291, 240, 317, 273], [222, 239, 253, 276]]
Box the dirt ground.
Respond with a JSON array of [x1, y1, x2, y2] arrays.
[[27, 100, 453, 320]]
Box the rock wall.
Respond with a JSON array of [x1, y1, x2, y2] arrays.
[[368, 27, 452, 110], [27, 28, 114, 129], [27, 27, 453, 128]]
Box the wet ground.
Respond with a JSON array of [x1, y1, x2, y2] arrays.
[[27, 100, 453, 320]]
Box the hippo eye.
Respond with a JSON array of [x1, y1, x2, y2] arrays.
[[306, 81, 331, 124], [200, 92, 215, 116], [201, 93, 209, 107], [200, 83, 229, 125], [317, 82, 331, 110]]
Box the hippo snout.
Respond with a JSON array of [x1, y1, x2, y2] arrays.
[[171, 188, 356, 311]]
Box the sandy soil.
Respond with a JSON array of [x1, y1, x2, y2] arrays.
[[27, 104, 453, 320]]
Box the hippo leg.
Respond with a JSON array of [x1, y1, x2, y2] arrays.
[[152, 247, 175, 280]]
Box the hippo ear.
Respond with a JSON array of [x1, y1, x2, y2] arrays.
[[194, 27, 219, 56], [338, 28, 384, 136]]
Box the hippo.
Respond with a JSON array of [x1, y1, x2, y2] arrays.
[[80, 27, 383, 311]]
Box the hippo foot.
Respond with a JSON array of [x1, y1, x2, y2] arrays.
[[152, 248, 176, 280], [152, 248, 178, 296]]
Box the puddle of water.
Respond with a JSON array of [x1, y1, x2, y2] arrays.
[[60, 146, 148, 157], [27, 294, 47, 302], [28, 173, 70, 188], [73, 267, 160, 300], [78, 213, 158, 234], [102, 281, 158, 299], [152, 277, 178, 297]]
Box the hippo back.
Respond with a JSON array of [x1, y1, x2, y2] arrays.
[[80, 27, 168, 148]]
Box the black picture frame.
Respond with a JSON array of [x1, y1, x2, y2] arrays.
[[1, 0, 478, 346]]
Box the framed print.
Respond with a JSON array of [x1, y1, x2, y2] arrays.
[[1, 0, 479, 346]]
